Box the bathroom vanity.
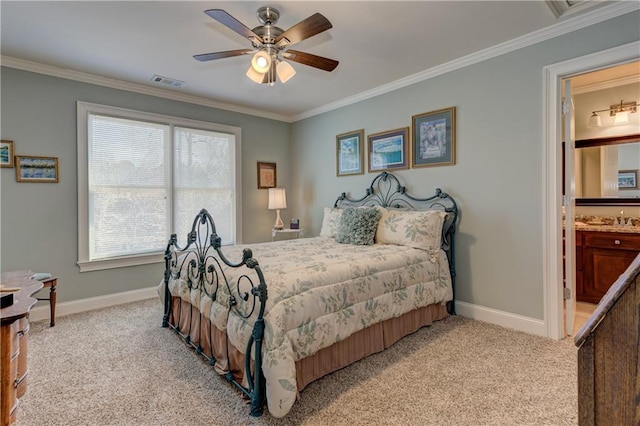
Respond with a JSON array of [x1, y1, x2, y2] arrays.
[[576, 227, 640, 303]]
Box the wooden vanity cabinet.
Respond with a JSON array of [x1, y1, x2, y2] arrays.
[[577, 230, 640, 303]]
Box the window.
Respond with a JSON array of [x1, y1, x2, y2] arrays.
[[77, 102, 241, 272]]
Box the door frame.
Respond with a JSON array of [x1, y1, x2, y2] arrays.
[[543, 41, 640, 340]]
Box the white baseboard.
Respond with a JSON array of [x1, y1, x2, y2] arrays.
[[28, 289, 547, 338], [29, 286, 158, 324], [455, 301, 547, 338]]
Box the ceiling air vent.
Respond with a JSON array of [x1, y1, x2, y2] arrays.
[[150, 75, 184, 88]]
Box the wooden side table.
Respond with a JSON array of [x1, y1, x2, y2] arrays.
[[36, 277, 57, 327]]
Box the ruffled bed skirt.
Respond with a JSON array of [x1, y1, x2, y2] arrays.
[[169, 297, 448, 396]]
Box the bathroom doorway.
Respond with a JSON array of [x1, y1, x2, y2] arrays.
[[563, 59, 640, 336], [543, 41, 640, 340]]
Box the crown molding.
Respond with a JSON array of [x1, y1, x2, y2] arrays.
[[0, 56, 293, 123], [572, 73, 640, 94], [292, 1, 640, 121]]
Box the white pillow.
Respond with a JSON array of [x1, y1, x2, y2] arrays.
[[376, 209, 446, 251], [319, 207, 343, 238]]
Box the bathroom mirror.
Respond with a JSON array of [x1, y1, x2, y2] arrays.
[[575, 134, 640, 206]]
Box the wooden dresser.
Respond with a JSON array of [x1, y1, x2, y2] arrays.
[[576, 230, 640, 304], [0, 271, 42, 426]]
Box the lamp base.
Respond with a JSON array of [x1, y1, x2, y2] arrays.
[[273, 209, 284, 230]]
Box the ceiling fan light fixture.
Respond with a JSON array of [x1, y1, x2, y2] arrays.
[[251, 50, 272, 74], [276, 60, 296, 83], [197, 7, 338, 87], [246, 65, 265, 84]]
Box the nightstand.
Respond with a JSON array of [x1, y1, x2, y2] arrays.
[[272, 228, 304, 241]]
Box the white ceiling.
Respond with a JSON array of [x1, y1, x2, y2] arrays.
[[0, 1, 633, 121]]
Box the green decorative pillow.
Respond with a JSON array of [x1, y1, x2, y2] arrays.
[[376, 209, 446, 251], [335, 207, 382, 245]]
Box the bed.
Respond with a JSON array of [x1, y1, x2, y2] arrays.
[[159, 171, 458, 418]]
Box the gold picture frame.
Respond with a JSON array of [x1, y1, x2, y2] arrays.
[[1, 140, 14, 168], [411, 106, 456, 168], [368, 127, 409, 173], [336, 129, 364, 176], [15, 155, 59, 183]]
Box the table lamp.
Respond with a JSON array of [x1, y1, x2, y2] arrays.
[[268, 187, 287, 230]]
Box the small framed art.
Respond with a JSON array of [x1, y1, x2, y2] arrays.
[[336, 129, 364, 176], [15, 155, 59, 182], [0, 140, 14, 168], [412, 106, 456, 168], [368, 127, 409, 172], [618, 169, 638, 189], [257, 161, 277, 189]]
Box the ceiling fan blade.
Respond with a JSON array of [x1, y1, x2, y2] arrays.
[[284, 50, 339, 72], [193, 49, 253, 62], [275, 13, 332, 48], [204, 9, 262, 44]]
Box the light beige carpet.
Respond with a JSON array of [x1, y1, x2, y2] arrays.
[[16, 299, 577, 425]]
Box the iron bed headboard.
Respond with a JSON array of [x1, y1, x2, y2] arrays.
[[334, 171, 459, 314]]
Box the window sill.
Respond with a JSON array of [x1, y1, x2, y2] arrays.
[[77, 252, 164, 272]]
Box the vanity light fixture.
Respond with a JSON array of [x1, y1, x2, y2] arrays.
[[587, 99, 637, 128], [587, 112, 602, 128]]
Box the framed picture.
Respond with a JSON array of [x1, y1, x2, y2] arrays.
[[411, 106, 456, 168], [0, 140, 14, 168], [336, 129, 364, 176], [618, 169, 638, 189], [257, 161, 277, 189], [15, 155, 59, 182], [368, 127, 409, 172]]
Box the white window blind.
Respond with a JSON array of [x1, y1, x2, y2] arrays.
[[173, 127, 235, 244], [88, 114, 170, 260], [77, 102, 241, 272]]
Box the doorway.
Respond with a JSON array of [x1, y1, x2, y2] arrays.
[[563, 61, 639, 336], [543, 41, 640, 340]]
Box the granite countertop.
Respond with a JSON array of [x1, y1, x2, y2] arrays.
[[574, 223, 640, 234]]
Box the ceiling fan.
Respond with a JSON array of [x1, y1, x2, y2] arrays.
[[194, 6, 339, 86]]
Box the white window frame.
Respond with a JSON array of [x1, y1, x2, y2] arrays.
[[77, 101, 242, 272]]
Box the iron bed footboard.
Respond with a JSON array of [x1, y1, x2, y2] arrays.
[[161, 209, 268, 417]]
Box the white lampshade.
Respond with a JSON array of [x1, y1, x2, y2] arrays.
[[276, 60, 296, 83], [587, 112, 602, 128], [268, 188, 287, 210], [251, 51, 271, 74], [613, 110, 630, 125]]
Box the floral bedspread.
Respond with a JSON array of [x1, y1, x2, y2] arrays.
[[163, 236, 452, 417]]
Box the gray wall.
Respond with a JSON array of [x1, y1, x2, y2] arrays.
[[1, 67, 290, 301], [2, 11, 639, 318], [290, 11, 640, 320]]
